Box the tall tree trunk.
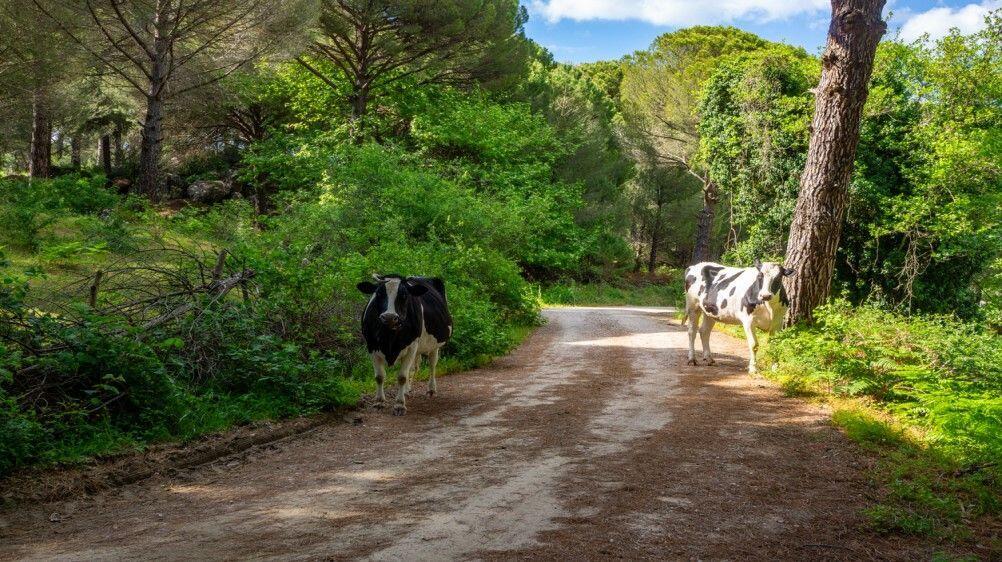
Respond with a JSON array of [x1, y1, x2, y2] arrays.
[[29, 86, 52, 179], [647, 233, 659, 273], [70, 136, 81, 168], [136, 10, 169, 199], [783, 0, 887, 326], [100, 134, 112, 177], [139, 95, 166, 198], [350, 83, 369, 120], [649, 197, 665, 273], [137, 93, 165, 198], [54, 132, 64, 161], [691, 180, 718, 263], [349, 28, 373, 124], [113, 127, 123, 167]]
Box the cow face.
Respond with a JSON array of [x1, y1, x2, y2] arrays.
[[357, 274, 428, 330], [754, 260, 795, 303]]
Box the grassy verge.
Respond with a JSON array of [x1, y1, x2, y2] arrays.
[[539, 270, 684, 307], [761, 302, 1001, 546]]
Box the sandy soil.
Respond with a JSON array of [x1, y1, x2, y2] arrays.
[[0, 307, 952, 560]]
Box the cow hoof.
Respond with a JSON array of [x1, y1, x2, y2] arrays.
[[373, 400, 385, 409], [428, 389, 436, 397], [705, 358, 716, 366], [686, 359, 697, 366], [392, 404, 407, 416]]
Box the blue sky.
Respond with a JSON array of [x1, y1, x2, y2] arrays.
[[522, 0, 1000, 63]]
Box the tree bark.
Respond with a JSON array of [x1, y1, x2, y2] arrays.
[[70, 136, 81, 168], [136, 11, 169, 199], [648, 196, 665, 273], [647, 230, 660, 273], [29, 86, 52, 179], [350, 83, 369, 120], [137, 89, 166, 197], [113, 127, 123, 167], [691, 180, 718, 263], [100, 134, 112, 177], [783, 0, 887, 326]]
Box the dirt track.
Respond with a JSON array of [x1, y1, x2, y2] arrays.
[[0, 307, 944, 560]]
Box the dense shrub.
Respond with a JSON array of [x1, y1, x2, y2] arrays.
[[766, 302, 1002, 466], [0, 264, 362, 475], [237, 142, 541, 366], [0, 175, 120, 251]]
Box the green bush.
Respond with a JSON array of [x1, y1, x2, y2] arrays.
[[766, 301, 1002, 466], [541, 271, 684, 307], [237, 142, 542, 367], [0, 175, 119, 251], [765, 302, 1001, 538]]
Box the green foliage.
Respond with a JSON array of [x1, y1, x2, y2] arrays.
[[407, 90, 617, 277], [840, 25, 1002, 318], [698, 45, 818, 263], [618, 26, 777, 266], [576, 59, 625, 104], [541, 270, 684, 307], [308, 0, 531, 123], [412, 94, 562, 168], [697, 24, 1001, 319], [768, 302, 1002, 462], [0, 175, 118, 251], [239, 141, 541, 368], [764, 302, 1001, 537]]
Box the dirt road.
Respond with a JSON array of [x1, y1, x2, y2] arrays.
[[1, 307, 937, 560]]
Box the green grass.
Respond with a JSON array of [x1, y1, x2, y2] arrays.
[[762, 302, 1001, 544], [539, 271, 684, 307]]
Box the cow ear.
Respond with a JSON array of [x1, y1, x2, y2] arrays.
[[406, 283, 428, 297], [754, 259, 762, 270], [357, 281, 378, 294], [783, 267, 796, 277]]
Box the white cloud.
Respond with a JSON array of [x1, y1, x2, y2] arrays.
[[530, 0, 829, 26], [897, 1, 1000, 43]]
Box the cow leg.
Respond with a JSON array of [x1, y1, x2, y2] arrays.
[[428, 347, 440, 396], [742, 319, 759, 374], [699, 315, 716, 365], [405, 355, 420, 396], [686, 302, 701, 366], [372, 353, 387, 407], [394, 346, 418, 416]]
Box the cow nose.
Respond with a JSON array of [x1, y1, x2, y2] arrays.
[[379, 312, 399, 325]]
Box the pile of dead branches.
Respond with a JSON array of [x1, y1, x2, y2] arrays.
[[2, 242, 257, 412]]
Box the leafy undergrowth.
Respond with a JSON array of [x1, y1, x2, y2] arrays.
[[764, 302, 1001, 544], [1, 153, 545, 478], [540, 270, 684, 307]]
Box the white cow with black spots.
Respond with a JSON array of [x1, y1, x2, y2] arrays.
[[683, 260, 795, 373]]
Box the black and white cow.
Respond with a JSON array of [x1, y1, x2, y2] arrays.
[[357, 274, 453, 415], [684, 260, 795, 373]]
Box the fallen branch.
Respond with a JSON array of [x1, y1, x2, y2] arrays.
[[140, 269, 255, 332]]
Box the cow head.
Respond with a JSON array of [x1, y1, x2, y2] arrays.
[[753, 260, 795, 303], [357, 274, 428, 330]]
